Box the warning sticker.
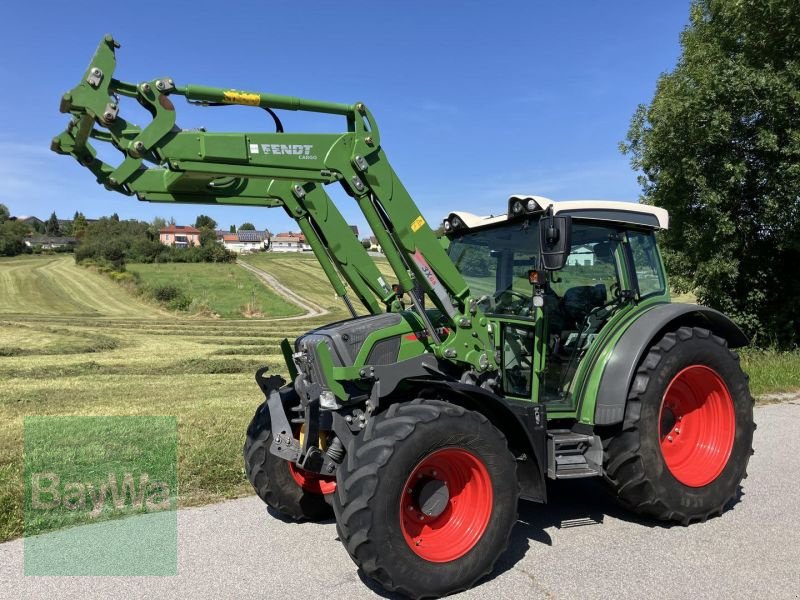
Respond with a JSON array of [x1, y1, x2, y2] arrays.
[[410, 216, 425, 232], [249, 144, 259, 154], [222, 91, 261, 106]]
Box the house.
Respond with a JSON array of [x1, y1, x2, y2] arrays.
[[159, 225, 201, 247], [271, 231, 311, 252], [24, 235, 78, 250], [11, 216, 45, 231], [566, 245, 595, 267], [367, 236, 382, 253], [219, 230, 269, 253]]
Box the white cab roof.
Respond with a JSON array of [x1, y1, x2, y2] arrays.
[[447, 195, 669, 231]]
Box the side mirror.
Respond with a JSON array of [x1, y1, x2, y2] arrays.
[[539, 215, 572, 271]]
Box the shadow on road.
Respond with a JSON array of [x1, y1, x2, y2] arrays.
[[355, 477, 748, 597], [264, 476, 745, 597]]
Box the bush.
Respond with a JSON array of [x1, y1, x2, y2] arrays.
[[151, 284, 182, 303], [0, 220, 28, 256], [167, 294, 193, 311], [108, 270, 140, 284]]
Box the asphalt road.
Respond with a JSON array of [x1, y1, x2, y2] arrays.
[[2, 401, 798, 600]]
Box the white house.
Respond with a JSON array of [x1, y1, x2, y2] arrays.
[[567, 245, 595, 267], [271, 232, 311, 252], [218, 230, 269, 253]]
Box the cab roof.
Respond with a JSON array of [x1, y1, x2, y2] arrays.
[[446, 195, 669, 231]]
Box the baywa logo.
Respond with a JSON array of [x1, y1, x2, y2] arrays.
[[260, 143, 317, 160], [30, 471, 172, 518]]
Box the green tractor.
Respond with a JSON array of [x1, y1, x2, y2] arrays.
[[54, 36, 754, 599]]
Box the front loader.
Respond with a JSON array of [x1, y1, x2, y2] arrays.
[[53, 36, 755, 599]]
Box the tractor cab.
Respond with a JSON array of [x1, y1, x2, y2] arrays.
[[443, 196, 670, 411]]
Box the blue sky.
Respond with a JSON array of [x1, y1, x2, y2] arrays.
[[0, 1, 688, 235]]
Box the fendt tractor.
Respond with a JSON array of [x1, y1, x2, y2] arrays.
[[54, 37, 754, 598]]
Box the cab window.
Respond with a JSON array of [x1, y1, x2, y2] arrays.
[[627, 230, 665, 298], [448, 223, 540, 318]]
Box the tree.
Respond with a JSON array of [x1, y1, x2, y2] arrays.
[[623, 0, 800, 347], [0, 220, 27, 256], [45, 212, 61, 236], [229, 225, 236, 233], [239, 222, 255, 231], [361, 238, 371, 249], [195, 214, 217, 230], [199, 228, 218, 247], [72, 212, 88, 238], [0, 203, 9, 223]]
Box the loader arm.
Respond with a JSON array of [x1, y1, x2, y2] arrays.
[[52, 36, 497, 372]]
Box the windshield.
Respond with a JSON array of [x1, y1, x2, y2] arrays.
[[447, 222, 540, 317]]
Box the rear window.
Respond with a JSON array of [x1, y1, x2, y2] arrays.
[[627, 231, 665, 298]]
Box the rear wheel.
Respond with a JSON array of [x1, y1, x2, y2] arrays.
[[243, 401, 334, 521], [332, 400, 518, 599], [603, 326, 755, 524]]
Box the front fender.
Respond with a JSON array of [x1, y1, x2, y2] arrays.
[[592, 303, 748, 426], [405, 380, 549, 504]]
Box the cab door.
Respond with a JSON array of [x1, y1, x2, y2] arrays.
[[538, 222, 625, 411]]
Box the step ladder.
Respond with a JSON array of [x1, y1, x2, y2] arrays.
[[547, 429, 603, 479]]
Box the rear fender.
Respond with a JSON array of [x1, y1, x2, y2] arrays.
[[591, 304, 748, 426]]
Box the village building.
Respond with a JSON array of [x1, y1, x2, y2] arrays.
[[23, 235, 78, 250], [218, 230, 269, 253], [270, 231, 311, 252], [159, 225, 201, 247]]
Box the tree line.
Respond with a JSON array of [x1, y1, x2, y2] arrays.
[[0, 206, 266, 266], [624, 0, 800, 348]]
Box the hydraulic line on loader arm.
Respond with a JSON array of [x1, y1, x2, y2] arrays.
[[52, 36, 498, 372]]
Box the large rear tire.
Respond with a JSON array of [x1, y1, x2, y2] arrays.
[[243, 401, 334, 521], [332, 399, 519, 599], [603, 326, 755, 524]]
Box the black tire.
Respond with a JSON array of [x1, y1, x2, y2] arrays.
[[603, 326, 755, 524], [243, 401, 333, 521], [332, 399, 518, 599]]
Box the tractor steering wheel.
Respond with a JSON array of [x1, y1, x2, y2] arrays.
[[493, 289, 532, 316]]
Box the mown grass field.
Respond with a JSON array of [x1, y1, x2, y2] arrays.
[[0, 253, 798, 543], [0, 254, 346, 542]]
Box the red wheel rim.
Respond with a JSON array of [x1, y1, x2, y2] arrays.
[[659, 365, 736, 487], [288, 462, 336, 495], [400, 448, 493, 563]]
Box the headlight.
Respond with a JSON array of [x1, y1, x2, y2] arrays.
[[526, 199, 537, 211], [511, 201, 523, 214]]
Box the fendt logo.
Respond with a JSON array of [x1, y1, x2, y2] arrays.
[[261, 144, 315, 159]]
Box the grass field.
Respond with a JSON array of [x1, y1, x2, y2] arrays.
[[0, 256, 163, 318], [0, 253, 798, 543], [128, 262, 301, 319], [240, 252, 397, 317], [0, 255, 340, 542]]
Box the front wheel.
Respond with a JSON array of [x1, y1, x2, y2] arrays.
[[603, 326, 755, 524], [332, 400, 518, 599], [243, 401, 335, 521]]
